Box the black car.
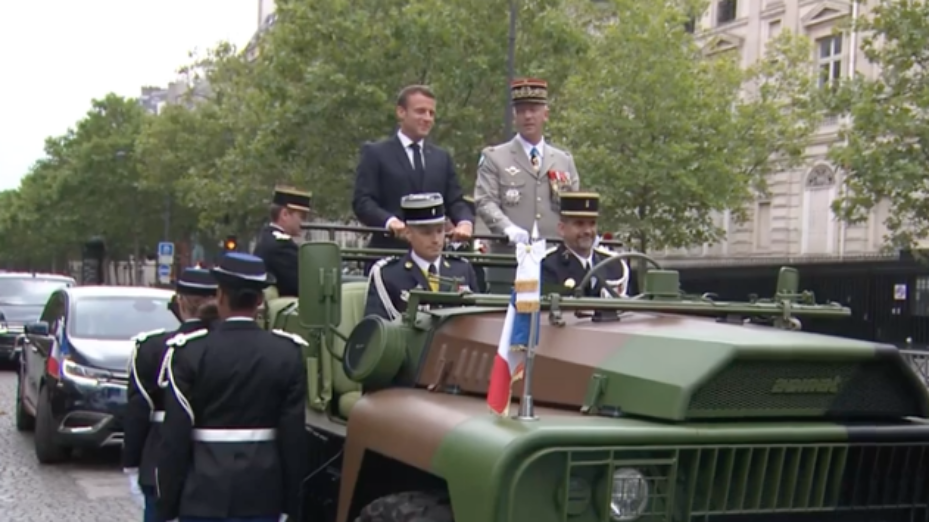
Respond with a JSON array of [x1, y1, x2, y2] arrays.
[[0, 273, 75, 366], [15, 285, 179, 463]]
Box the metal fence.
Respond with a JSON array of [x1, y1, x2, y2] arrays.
[[902, 349, 929, 388]]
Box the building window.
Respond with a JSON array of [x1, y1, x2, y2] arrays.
[[717, 0, 738, 25], [914, 278, 929, 316], [768, 20, 781, 40], [755, 201, 772, 250], [806, 164, 836, 189], [817, 35, 843, 88]]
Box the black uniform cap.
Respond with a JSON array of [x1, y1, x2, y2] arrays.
[[401, 192, 446, 225], [176, 267, 218, 296], [560, 192, 599, 218], [272, 186, 312, 212], [211, 252, 276, 289]]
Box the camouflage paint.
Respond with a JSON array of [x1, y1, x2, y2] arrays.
[[280, 242, 929, 522], [413, 391, 847, 522]]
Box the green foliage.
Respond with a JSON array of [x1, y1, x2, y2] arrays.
[[550, 0, 821, 252], [829, 0, 929, 249], [0, 0, 824, 270]]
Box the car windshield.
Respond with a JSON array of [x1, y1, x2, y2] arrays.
[[0, 277, 72, 307], [68, 296, 179, 341], [1, 305, 45, 323]]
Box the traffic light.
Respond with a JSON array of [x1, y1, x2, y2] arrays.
[[222, 235, 238, 252]]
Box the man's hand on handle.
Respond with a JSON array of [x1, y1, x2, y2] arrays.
[[385, 217, 407, 237], [450, 221, 473, 241]]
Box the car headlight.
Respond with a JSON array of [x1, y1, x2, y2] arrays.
[[0, 322, 7, 334], [610, 468, 649, 521], [62, 358, 113, 386]]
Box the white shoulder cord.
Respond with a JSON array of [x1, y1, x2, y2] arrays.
[[160, 333, 196, 424], [129, 341, 154, 411], [371, 258, 401, 321], [156, 348, 172, 389]]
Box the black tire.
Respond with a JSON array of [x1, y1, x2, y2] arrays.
[[34, 385, 69, 464], [14, 365, 34, 432], [355, 491, 454, 522]]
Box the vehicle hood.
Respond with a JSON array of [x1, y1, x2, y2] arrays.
[[67, 337, 134, 372]]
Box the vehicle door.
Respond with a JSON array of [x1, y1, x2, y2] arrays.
[[24, 292, 65, 406]]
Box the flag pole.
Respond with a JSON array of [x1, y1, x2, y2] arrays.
[[515, 308, 540, 421], [516, 221, 542, 421]]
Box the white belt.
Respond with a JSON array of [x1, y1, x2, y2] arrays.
[[150, 410, 165, 422], [192, 428, 277, 442]]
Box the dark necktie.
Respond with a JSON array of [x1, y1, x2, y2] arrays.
[[583, 261, 595, 294], [427, 263, 438, 292], [410, 143, 426, 189]]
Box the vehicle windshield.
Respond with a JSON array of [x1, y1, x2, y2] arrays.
[[1, 304, 45, 323], [0, 277, 72, 306], [68, 296, 179, 341]]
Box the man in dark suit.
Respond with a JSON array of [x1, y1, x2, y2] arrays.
[[251, 186, 311, 298], [352, 85, 474, 261]]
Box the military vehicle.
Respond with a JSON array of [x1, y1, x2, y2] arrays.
[[258, 237, 929, 522]]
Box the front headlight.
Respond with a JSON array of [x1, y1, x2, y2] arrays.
[[0, 322, 7, 334], [62, 358, 113, 386], [610, 468, 649, 521]]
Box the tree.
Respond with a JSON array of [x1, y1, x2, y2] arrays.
[[239, 0, 590, 220], [169, 42, 271, 236], [550, 0, 822, 253], [0, 135, 83, 271], [0, 94, 153, 272], [53, 94, 154, 261], [135, 101, 233, 243], [829, 0, 929, 249]]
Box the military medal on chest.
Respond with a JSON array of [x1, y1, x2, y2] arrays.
[[504, 187, 521, 206]]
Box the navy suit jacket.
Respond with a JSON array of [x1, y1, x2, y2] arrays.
[[352, 135, 473, 250]]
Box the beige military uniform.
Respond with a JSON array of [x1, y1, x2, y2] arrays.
[[474, 137, 580, 252]]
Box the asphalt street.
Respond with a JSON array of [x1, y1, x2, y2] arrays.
[[0, 367, 142, 522]]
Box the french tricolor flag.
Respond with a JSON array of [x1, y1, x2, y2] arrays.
[[487, 224, 546, 416]]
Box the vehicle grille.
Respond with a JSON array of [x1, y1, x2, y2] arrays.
[[521, 442, 928, 521], [687, 360, 923, 419]]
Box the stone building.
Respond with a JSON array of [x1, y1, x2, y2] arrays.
[[660, 0, 889, 263]]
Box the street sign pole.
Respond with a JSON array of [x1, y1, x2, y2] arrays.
[[157, 242, 175, 285]]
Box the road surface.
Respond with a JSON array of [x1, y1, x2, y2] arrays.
[[0, 367, 142, 521]]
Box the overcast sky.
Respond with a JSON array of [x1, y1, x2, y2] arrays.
[[0, 1, 258, 191]]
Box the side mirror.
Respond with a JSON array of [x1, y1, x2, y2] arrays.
[[299, 242, 343, 329], [24, 321, 49, 336]]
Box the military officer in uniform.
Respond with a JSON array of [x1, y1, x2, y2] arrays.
[[474, 78, 580, 250], [541, 192, 630, 297], [123, 267, 218, 522], [156, 253, 308, 522], [252, 185, 312, 298], [366, 193, 481, 320]]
